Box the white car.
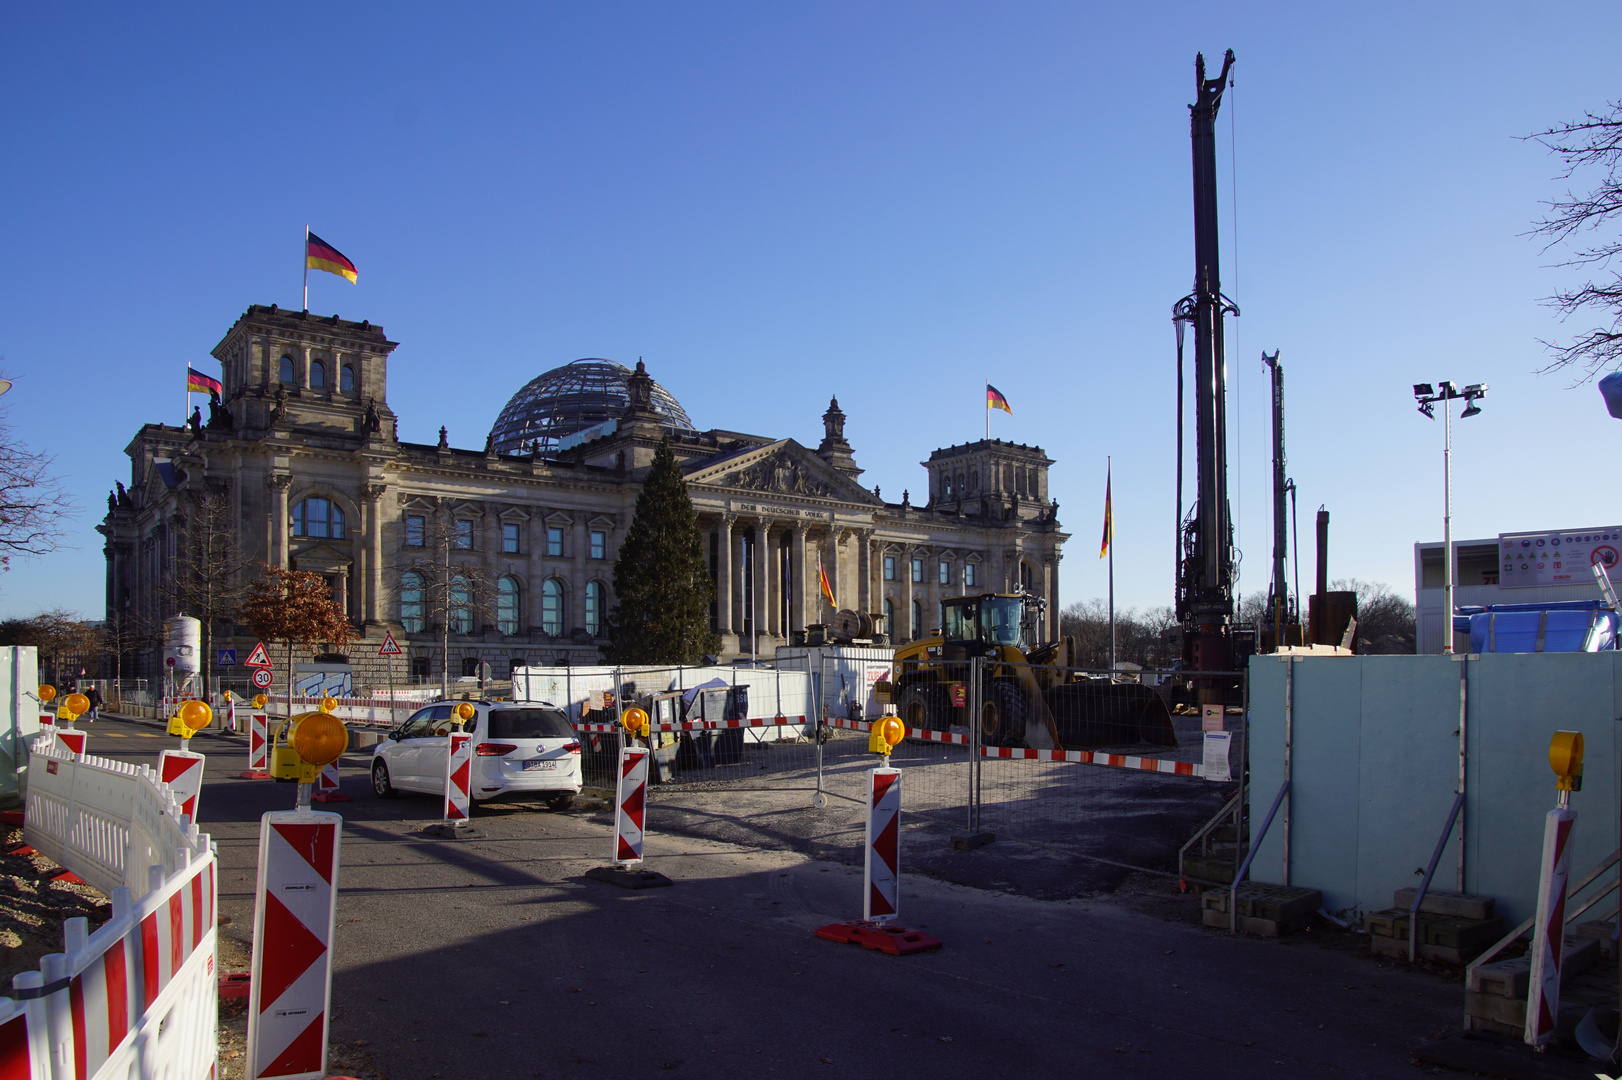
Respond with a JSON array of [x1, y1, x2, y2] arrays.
[[370, 700, 581, 811]]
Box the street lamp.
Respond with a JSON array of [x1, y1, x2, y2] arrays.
[[1413, 381, 1488, 654]]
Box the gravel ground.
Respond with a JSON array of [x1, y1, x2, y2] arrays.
[[0, 825, 114, 987]]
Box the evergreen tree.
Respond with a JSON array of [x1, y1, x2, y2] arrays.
[[604, 438, 719, 663]]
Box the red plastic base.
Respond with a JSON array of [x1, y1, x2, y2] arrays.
[[237, 771, 271, 780], [814, 920, 942, 955], [49, 870, 86, 885], [218, 973, 251, 999], [312, 791, 351, 803], [0, 811, 24, 826]]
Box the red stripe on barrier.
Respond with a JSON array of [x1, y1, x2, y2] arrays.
[[168, 893, 183, 974], [0, 1012, 30, 1080], [105, 938, 130, 1056], [69, 973, 86, 1080], [140, 914, 159, 1005], [189, 873, 204, 951]]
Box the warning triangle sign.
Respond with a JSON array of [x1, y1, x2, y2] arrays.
[[378, 631, 403, 657], [245, 641, 272, 669]]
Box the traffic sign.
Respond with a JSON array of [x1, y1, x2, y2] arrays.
[[378, 631, 403, 657], [251, 668, 273, 689], [245, 641, 272, 669], [217, 648, 237, 668]]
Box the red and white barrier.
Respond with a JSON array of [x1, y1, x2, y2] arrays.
[[573, 715, 811, 736], [311, 761, 349, 804], [614, 747, 650, 865], [825, 715, 967, 746], [0, 1003, 39, 1080], [158, 750, 205, 823], [1524, 806, 1577, 1046], [241, 713, 270, 780], [53, 729, 86, 757], [865, 767, 901, 921], [248, 811, 341, 1080], [980, 745, 1201, 776], [443, 733, 472, 822]]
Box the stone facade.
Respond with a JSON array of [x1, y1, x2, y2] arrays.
[[99, 305, 1069, 685]]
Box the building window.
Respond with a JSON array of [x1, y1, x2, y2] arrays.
[[911, 558, 924, 584], [586, 580, 604, 636], [541, 579, 563, 636], [450, 576, 473, 634], [884, 598, 895, 638], [884, 556, 895, 582], [965, 562, 978, 587], [410, 656, 429, 680], [400, 571, 425, 633], [547, 527, 564, 557], [939, 560, 950, 585], [292, 497, 345, 539], [502, 523, 520, 553], [310, 360, 326, 389], [455, 520, 474, 549], [405, 515, 425, 547], [911, 600, 923, 640], [461, 657, 482, 678], [509, 657, 526, 678], [590, 530, 606, 560], [340, 364, 356, 393], [279, 356, 294, 385], [497, 577, 519, 635]]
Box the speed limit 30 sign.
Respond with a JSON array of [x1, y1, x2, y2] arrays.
[[251, 668, 273, 689]]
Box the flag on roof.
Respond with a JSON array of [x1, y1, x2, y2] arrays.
[[987, 384, 1012, 414], [186, 367, 222, 396], [306, 231, 358, 283]]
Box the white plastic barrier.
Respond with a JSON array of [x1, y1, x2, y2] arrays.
[[514, 665, 815, 738], [2, 742, 217, 1080], [267, 692, 434, 727], [25, 736, 198, 902]]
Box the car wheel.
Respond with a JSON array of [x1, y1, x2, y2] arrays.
[[371, 760, 397, 798], [545, 794, 574, 812]]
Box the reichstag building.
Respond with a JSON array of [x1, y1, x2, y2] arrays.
[[101, 305, 1068, 681]]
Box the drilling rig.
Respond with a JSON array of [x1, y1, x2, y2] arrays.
[[1173, 50, 1251, 700]]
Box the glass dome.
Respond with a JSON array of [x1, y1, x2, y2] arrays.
[[488, 359, 694, 456]]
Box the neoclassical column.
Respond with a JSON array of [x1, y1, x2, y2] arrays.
[[267, 473, 292, 569], [857, 530, 872, 615], [751, 521, 769, 651], [902, 544, 915, 641], [790, 525, 807, 631], [716, 515, 734, 636], [364, 483, 387, 624]]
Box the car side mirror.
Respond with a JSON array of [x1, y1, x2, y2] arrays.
[[388, 730, 402, 741]]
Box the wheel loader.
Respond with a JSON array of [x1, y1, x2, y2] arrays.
[[872, 592, 1177, 751]]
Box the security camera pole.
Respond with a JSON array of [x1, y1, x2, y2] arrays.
[[1412, 382, 1488, 653]]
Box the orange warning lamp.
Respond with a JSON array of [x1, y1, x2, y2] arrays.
[[1549, 730, 1584, 793], [455, 702, 477, 722], [868, 717, 905, 756], [37, 685, 56, 703], [320, 696, 338, 714], [252, 694, 268, 709], [62, 693, 90, 716], [621, 707, 650, 738], [272, 710, 349, 782], [180, 700, 213, 731]]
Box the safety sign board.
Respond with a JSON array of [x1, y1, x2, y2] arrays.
[[218, 648, 237, 668], [377, 631, 403, 657], [245, 641, 273, 669], [1499, 527, 1622, 588], [252, 668, 274, 689]]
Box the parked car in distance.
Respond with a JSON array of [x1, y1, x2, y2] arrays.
[[370, 699, 581, 811]]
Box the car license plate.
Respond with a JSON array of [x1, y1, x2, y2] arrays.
[[523, 759, 556, 771]]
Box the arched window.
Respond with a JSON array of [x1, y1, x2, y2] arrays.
[[497, 577, 520, 635], [340, 364, 356, 393], [310, 360, 326, 389], [400, 571, 425, 633], [292, 497, 345, 539], [541, 579, 564, 636], [884, 598, 895, 639], [450, 576, 473, 634], [911, 600, 923, 641], [585, 580, 604, 636], [279, 356, 294, 385]]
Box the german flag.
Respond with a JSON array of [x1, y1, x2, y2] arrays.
[[819, 558, 837, 609], [306, 231, 358, 283], [987, 384, 1012, 414], [186, 367, 222, 396]]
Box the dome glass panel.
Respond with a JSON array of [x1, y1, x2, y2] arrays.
[[488, 359, 693, 456]]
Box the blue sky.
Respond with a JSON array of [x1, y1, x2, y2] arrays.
[[1, 3, 1616, 620]]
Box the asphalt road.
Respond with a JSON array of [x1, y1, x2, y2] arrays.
[[72, 715, 1462, 1079]]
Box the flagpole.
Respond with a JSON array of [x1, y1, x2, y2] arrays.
[[1108, 457, 1116, 676], [985, 381, 990, 441], [302, 224, 309, 311]]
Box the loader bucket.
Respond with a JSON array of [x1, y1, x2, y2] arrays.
[[1042, 681, 1179, 750]]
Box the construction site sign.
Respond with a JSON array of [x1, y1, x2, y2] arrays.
[[244, 641, 272, 669]]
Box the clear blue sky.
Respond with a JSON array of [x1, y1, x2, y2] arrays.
[[1, 3, 1616, 621]]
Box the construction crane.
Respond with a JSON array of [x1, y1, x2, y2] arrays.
[[1173, 49, 1246, 695]]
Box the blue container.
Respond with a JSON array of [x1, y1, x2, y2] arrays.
[[1600, 371, 1622, 419]]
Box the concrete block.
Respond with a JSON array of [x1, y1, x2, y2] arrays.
[[1391, 888, 1495, 921], [1466, 935, 1600, 997], [1572, 919, 1617, 960], [1370, 934, 1483, 965], [1362, 909, 1503, 950], [1201, 883, 1321, 936]]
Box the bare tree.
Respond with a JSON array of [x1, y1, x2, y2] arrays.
[[392, 513, 497, 698], [0, 372, 73, 576], [1331, 578, 1416, 654], [100, 607, 163, 708], [1526, 102, 1622, 378], [1059, 599, 1180, 670], [163, 484, 256, 700], [0, 610, 104, 687]]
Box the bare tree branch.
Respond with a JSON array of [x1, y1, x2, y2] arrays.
[[0, 371, 74, 572]]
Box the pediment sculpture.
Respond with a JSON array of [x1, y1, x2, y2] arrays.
[[720, 449, 834, 498]]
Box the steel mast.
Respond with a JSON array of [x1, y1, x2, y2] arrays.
[[1174, 49, 1238, 676]]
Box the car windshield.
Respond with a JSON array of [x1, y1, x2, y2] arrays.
[[488, 708, 574, 740], [981, 597, 1025, 648], [941, 601, 977, 642]]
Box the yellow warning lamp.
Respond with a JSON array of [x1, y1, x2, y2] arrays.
[[620, 707, 650, 739], [271, 710, 349, 782], [55, 701, 79, 724], [1549, 730, 1585, 793], [455, 702, 477, 722], [320, 696, 339, 714], [62, 693, 90, 716], [180, 700, 212, 730], [868, 716, 906, 756], [37, 685, 56, 703], [252, 694, 268, 709]]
